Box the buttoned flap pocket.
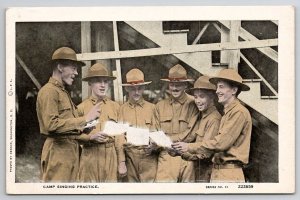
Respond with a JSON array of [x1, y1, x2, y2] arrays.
[[145, 118, 152, 128], [57, 100, 72, 114], [160, 115, 172, 122], [107, 113, 118, 123], [160, 115, 172, 133], [178, 116, 189, 131]]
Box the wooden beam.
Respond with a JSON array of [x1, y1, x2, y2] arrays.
[[219, 20, 278, 62], [220, 21, 230, 64], [240, 53, 278, 97], [229, 21, 241, 70], [192, 23, 210, 45], [77, 39, 278, 61], [16, 54, 41, 90], [112, 21, 124, 104], [212, 22, 222, 33], [271, 20, 278, 26], [81, 22, 92, 100]]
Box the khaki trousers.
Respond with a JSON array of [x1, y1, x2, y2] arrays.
[[125, 147, 158, 182], [41, 137, 80, 182], [155, 151, 195, 183], [210, 167, 245, 183], [78, 143, 118, 182]]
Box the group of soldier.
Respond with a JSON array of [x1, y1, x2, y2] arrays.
[[36, 46, 252, 183]]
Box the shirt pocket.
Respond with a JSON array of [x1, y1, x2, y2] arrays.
[[160, 115, 172, 133], [145, 118, 152, 129], [107, 113, 118, 123], [178, 116, 189, 132], [195, 130, 205, 142], [57, 100, 72, 116]]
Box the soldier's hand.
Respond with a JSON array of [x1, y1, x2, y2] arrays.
[[90, 132, 109, 143], [85, 102, 101, 122], [118, 161, 127, 177], [166, 147, 180, 157], [172, 142, 188, 153]]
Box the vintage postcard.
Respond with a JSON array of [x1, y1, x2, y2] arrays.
[[6, 6, 295, 194]]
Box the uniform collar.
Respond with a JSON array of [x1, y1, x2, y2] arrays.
[[89, 95, 108, 105], [224, 98, 240, 114], [128, 97, 145, 108], [170, 92, 188, 105], [202, 105, 217, 119], [49, 77, 64, 90]]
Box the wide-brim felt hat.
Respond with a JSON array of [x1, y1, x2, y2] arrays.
[[185, 75, 216, 95], [161, 64, 194, 82], [82, 63, 116, 81], [51, 47, 85, 67], [122, 68, 152, 86], [209, 69, 250, 91]]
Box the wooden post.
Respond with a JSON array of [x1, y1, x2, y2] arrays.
[[220, 21, 230, 64], [228, 20, 241, 70], [112, 21, 124, 104], [94, 22, 114, 99], [81, 22, 92, 100]]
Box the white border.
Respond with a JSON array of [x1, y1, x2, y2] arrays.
[[6, 6, 295, 194]]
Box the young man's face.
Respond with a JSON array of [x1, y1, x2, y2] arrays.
[[216, 80, 237, 106], [125, 85, 145, 102], [169, 82, 187, 98], [193, 89, 214, 112], [60, 64, 78, 86], [89, 77, 109, 99]]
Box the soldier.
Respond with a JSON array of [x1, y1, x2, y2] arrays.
[[175, 69, 252, 182], [36, 47, 100, 182], [118, 68, 160, 182], [172, 75, 222, 182], [77, 63, 126, 182], [155, 64, 199, 183]]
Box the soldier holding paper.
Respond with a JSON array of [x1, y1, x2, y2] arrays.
[[77, 63, 125, 182], [118, 68, 160, 182], [172, 75, 222, 182], [155, 64, 199, 182]]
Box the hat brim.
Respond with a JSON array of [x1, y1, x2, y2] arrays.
[[209, 77, 250, 91], [82, 75, 116, 82], [50, 59, 85, 67], [160, 78, 194, 82], [185, 87, 216, 96], [122, 81, 152, 86]]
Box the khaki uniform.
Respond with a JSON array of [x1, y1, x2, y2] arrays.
[[155, 93, 199, 182], [191, 99, 252, 182], [76, 96, 122, 182], [118, 98, 160, 182], [36, 77, 86, 182], [184, 106, 221, 182]]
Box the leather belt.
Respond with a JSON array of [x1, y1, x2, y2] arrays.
[[213, 161, 243, 169], [84, 141, 114, 148]]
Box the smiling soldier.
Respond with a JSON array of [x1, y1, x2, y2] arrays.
[[155, 64, 199, 183], [36, 47, 100, 182], [77, 63, 125, 182], [172, 75, 221, 182], [118, 68, 160, 182], [174, 69, 252, 183]]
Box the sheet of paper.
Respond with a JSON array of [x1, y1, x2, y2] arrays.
[[149, 131, 173, 148], [84, 119, 99, 129], [103, 121, 129, 136], [126, 127, 150, 146]]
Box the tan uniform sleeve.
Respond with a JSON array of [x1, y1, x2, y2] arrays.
[[115, 105, 126, 163], [37, 89, 86, 134], [191, 110, 247, 154], [188, 117, 220, 154]]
